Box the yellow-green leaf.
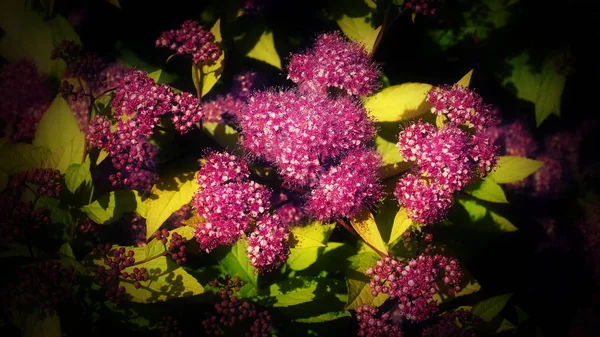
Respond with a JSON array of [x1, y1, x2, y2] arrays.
[[336, 15, 381, 54], [148, 69, 162, 82], [388, 207, 413, 245], [171, 226, 196, 240], [145, 171, 198, 239], [457, 69, 474, 87], [246, 28, 281, 69], [65, 160, 91, 193], [215, 238, 257, 297], [489, 211, 518, 232], [350, 209, 388, 256], [472, 293, 514, 322], [364, 83, 433, 122], [33, 95, 85, 173], [375, 135, 402, 166], [81, 190, 145, 225], [345, 252, 388, 310], [295, 311, 351, 323], [489, 156, 544, 184], [202, 122, 241, 153], [497, 319, 517, 333], [502, 52, 541, 103], [290, 222, 333, 248], [20, 309, 61, 337], [199, 19, 225, 97], [287, 223, 336, 271], [535, 58, 566, 126], [464, 177, 508, 203]]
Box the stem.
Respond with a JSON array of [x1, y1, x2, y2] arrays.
[[92, 87, 117, 101], [130, 250, 167, 267], [371, 5, 406, 57], [193, 65, 203, 101]]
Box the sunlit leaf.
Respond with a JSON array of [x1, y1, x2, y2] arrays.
[[295, 311, 351, 323], [456, 196, 488, 222], [535, 57, 567, 126], [349, 209, 388, 256], [18, 309, 61, 337], [472, 293, 514, 322], [148, 69, 162, 82], [502, 52, 540, 103], [457, 69, 474, 87], [336, 15, 381, 54], [345, 252, 388, 310], [246, 28, 281, 69], [388, 207, 413, 245], [202, 122, 241, 154], [287, 224, 336, 271], [81, 190, 146, 225], [265, 277, 319, 307], [33, 95, 85, 173], [196, 18, 225, 97], [464, 177, 508, 203], [489, 211, 518, 232], [290, 222, 332, 248], [488, 156, 544, 184], [215, 238, 257, 298], [364, 83, 433, 122], [145, 171, 198, 239], [65, 160, 91, 193], [375, 135, 401, 166]]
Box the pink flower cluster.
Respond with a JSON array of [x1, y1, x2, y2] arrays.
[[192, 151, 290, 272], [427, 85, 498, 132], [355, 305, 403, 337], [156, 20, 222, 65], [241, 90, 375, 187], [202, 71, 262, 123], [0, 59, 52, 142], [404, 0, 438, 16], [366, 254, 463, 322], [395, 120, 497, 224], [287, 31, 380, 96], [421, 309, 480, 337]]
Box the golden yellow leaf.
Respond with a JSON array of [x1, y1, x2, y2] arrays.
[[350, 208, 388, 256], [456, 69, 474, 87], [363, 83, 433, 122]]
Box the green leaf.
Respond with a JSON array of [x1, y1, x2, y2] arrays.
[[534, 58, 567, 126], [33, 95, 85, 173], [148, 69, 162, 82], [387, 207, 413, 245], [81, 190, 145, 225], [472, 293, 514, 322], [36, 196, 72, 226], [18, 309, 61, 337], [287, 223, 336, 271], [215, 238, 258, 298], [336, 15, 381, 54], [171, 226, 196, 241], [0, 142, 52, 175], [456, 196, 488, 222], [489, 211, 518, 232], [350, 209, 388, 256], [145, 171, 198, 239], [345, 252, 389, 310], [202, 122, 241, 154], [265, 277, 320, 307], [197, 19, 225, 97], [464, 177, 508, 203], [0, 170, 7, 192], [457, 69, 474, 87], [488, 156, 544, 184], [145, 238, 166, 257], [246, 28, 281, 69], [0, 0, 79, 78], [295, 311, 351, 323], [375, 135, 402, 166], [59, 242, 75, 259], [496, 319, 517, 333], [364, 83, 433, 122], [290, 222, 332, 248], [65, 160, 91, 193], [502, 52, 541, 103]]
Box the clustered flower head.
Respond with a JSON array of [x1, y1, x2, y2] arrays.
[[0, 195, 51, 241], [158, 315, 183, 337], [421, 309, 481, 337], [202, 71, 262, 123], [366, 254, 463, 322], [156, 20, 222, 65], [2, 260, 77, 311], [287, 31, 380, 96], [202, 275, 273, 336], [0, 59, 52, 142], [395, 85, 500, 224], [404, 0, 438, 16], [9, 168, 64, 199], [240, 89, 376, 187], [246, 214, 290, 273], [355, 305, 403, 337]]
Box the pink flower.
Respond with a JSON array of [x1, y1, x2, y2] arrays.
[[156, 20, 222, 66], [394, 172, 455, 224], [246, 214, 290, 273], [287, 31, 380, 96], [427, 85, 497, 131], [355, 305, 403, 337]]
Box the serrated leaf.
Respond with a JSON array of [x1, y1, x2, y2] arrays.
[[350, 209, 388, 256], [488, 156, 544, 184], [336, 15, 381, 54], [196, 19, 225, 97], [287, 223, 336, 271], [457, 69, 474, 87], [364, 83, 433, 122], [246, 28, 281, 69], [81, 190, 145, 225], [0, 170, 7, 192], [489, 211, 518, 232], [295, 311, 351, 323], [65, 160, 91, 193], [345, 252, 387, 310], [145, 239, 166, 257], [472, 293, 514, 322], [215, 238, 257, 297], [464, 177, 508, 203], [145, 171, 198, 239], [33, 95, 85, 173], [388, 207, 413, 245], [290, 222, 333, 248]]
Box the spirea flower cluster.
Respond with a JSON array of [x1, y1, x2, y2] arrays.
[[395, 85, 499, 224], [355, 305, 403, 337], [202, 71, 262, 123], [366, 254, 463, 322], [421, 309, 481, 337], [192, 151, 290, 272], [287, 31, 380, 96], [156, 20, 222, 65], [404, 0, 438, 16], [0, 59, 52, 142]]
